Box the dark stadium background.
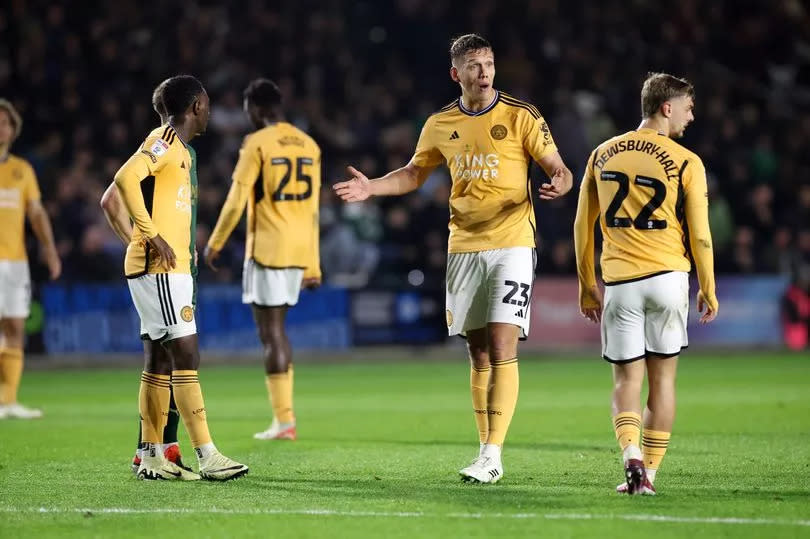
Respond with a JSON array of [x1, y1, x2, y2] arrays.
[[2, 0, 808, 353]]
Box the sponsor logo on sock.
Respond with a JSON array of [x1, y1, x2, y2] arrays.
[[195, 447, 203, 458], [486, 409, 503, 416], [192, 408, 205, 415]]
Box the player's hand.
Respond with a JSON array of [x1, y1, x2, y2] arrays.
[[333, 166, 372, 202], [539, 168, 570, 200], [148, 234, 176, 271], [43, 246, 61, 280], [204, 245, 220, 272], [697, 290, 718, 324], [302, 277, 321, 290], [579, 284, 603, 323], [194, 248, 199, 266]]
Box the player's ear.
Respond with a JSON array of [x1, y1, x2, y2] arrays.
[[661, 101, 672, 118], [450, 66, 460, 83]]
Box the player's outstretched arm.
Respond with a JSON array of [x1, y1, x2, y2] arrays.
[[100, 182, 133, 245], [26, 199, 61, 280], [537, 151, 573, 200], [333, 162, 434, 202]]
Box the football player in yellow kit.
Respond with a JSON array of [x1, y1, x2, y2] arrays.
[[205, 79, 321, 441], [0, 99, 61, 420], [114, 75, 247, 481], [574, 73, 719, 495], [335, 34, 573, 483]]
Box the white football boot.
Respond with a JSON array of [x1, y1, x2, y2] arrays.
[[459, 443, 503, 484], [0, 403, 43, 419], [198, 451, 249, 481], [137, 444, 200, 481], [254, 417, 296, 440]]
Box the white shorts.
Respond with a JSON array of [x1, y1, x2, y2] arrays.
[[446, 247, 536, 339], [127, 273, 197, 342], [0, 260, 30, 319], [601, 271, 689, 363], [242, 259, 304, 307]]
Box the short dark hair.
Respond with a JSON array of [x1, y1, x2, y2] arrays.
[[450, 34, 492, 63], [244, 78, 282, 109], [152, 80, 168, 117], [641, 72, 694, 118], [160, 75, 205, 117]]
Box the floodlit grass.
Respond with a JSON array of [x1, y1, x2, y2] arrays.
[[1, 352, 808, 538]]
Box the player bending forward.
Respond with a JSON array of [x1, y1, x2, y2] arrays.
[[573, 72, 718, 495]]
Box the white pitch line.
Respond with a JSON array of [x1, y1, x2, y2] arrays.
[[0, 507, 808, 527]]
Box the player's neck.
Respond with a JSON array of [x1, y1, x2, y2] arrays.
[[0, 144, 9, 162], [261, 116, 283, 127], [461, 88, 497, 112], [638, 118, 669, 138], [167, 119, 194, 143]]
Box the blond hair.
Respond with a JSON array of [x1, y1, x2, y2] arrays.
[[0, 99, 23, 141]]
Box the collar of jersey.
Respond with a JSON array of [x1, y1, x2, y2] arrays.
[[636, 127, 665, 136], [458, 91, 500, 117], [166, 123, 189, 147]]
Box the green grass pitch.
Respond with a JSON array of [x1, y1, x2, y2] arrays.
[[1, 351, 808, 538]]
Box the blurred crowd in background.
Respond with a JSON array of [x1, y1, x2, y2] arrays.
[[2, 0, 810, 292]]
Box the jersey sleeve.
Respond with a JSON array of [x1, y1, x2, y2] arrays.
[[521, 110, 558, 163], [23, 162, 41, 203], [683, 158, 717, 307], [410, 116, 443, 168], [304, 151, 322, 280], [113, 134, 174, 239], [231, 134, 263, 187], [573, 150, 601, 303]]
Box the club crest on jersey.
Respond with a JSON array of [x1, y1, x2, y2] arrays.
[[149, 139, 170, 157], [180, 306, 194, 322], [490, 124, 507, 140], [12, 168, 23, 180]]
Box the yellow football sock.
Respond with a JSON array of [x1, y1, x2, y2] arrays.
[[642, 429, 671, 471], [172, 370, 212, 447], [613, 412, 642, 450], [266, 371, 294, 424], [470, 366, 490, 443], [138, 372, 170, 444], [487, 358, 519, 446], [0, 348, 24, 405]]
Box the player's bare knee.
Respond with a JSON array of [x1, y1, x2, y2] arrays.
[[0, 318, 25, 348], [467, 347, 490, 370], [486, 336, 517, 362]]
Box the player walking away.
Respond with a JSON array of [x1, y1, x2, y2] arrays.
[[100, 80, 196, 476], [205, 78, 321, 441], [113, 75, 247, 481], [573, 72, 719, 495], [334, 34, 573, 483], [0, 99, 61, 420]]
